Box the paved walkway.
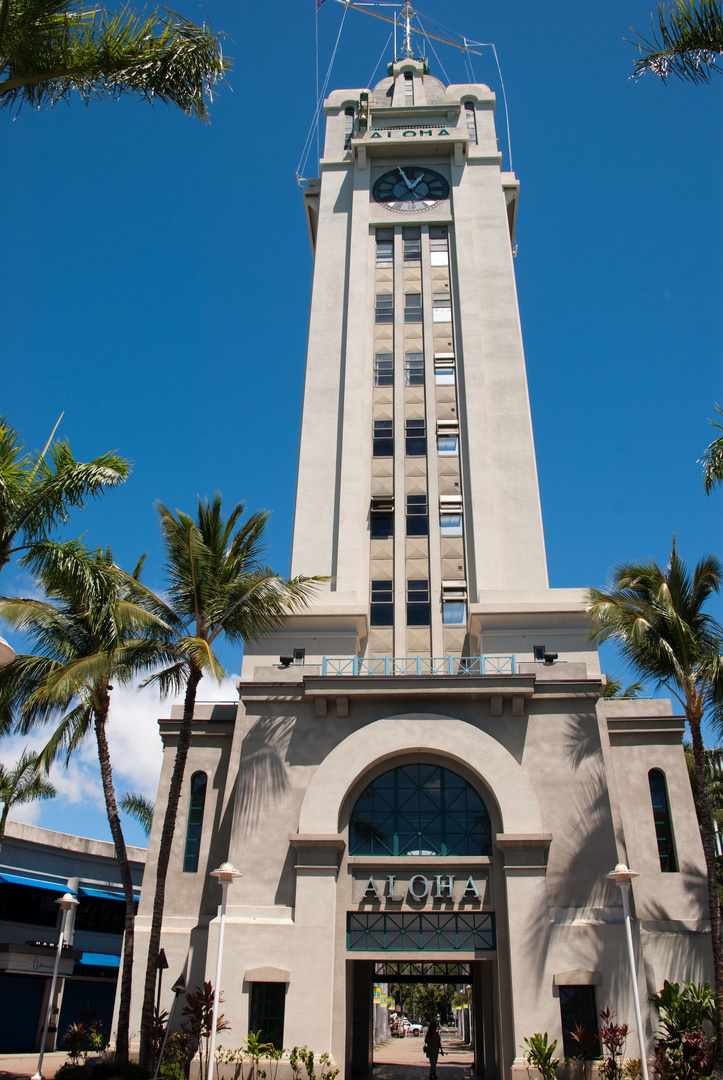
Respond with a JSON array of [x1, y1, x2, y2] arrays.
[[373, 1032, 473, 1079], [0, 1052, 67, 1080]]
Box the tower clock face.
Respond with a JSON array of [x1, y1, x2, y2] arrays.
[[372, 167, 449, 213]]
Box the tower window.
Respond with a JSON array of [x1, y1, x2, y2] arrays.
[[433, 292, 452, 323], [405, 418, 426, 456], [407, 579, 431, 626], [649, 769, 678, 872], [370, 580, 394, 626], [404, 293, 423, 323], [435, 354, 455, 384], [404, 71, 414, 106], [183, 772, 207, 873], [437, 421, 459, 456], [376, 229, 394, 268], [370, 497, 394, 539], [344, 106, 355, 150], [430, 226, 449, 267], [374, 353, 394, 386], [375, 294, 393, 323], [403, 227, 421, 266], [406, 493, 428, 537], [464, 101, 478, 145], [373, 419, 394, 457], [440, 512, 463, 536], [442, 581, 467, 626], [405, 352, 424, 386]]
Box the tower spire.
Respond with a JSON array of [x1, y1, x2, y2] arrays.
[[401, 0, 413, 58]]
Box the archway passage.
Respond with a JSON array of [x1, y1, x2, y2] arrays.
[[349, 960, 496, 1079]]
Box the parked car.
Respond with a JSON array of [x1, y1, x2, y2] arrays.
[[401, 1019, 423, 1036]]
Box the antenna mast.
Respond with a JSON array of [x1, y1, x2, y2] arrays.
[[401, 0, 413, 57]]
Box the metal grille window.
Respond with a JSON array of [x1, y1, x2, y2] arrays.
[[407, 579, 430, 626], [433, 292, 452, 322], [405, 418, 426, 456], [344, 106, 355, 149], [464, 101, 478, 145], [370, 580, 394, 626], [374, 353, 394, 386], [349, 763, 493, 856], [404, 293, 423, 322], [373, 419, 394, 457], [376, 229, 394, 268], [183, 772, 207, 873], [403, 227, 421, 266], [404, 71, 414, 106], [649, 769, 678, 872], [429, 226, 449, 266], [405, 352, 424, 386], [405, 493, 428, 537], [559, 987, 600, 1059], [375, 293, 394, 323], [249, 983, 286, 1051], [348, 911, 495, 952]]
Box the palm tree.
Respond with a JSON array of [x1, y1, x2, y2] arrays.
[[0, 414, 129, 575], [134, 495, 323, 1071], [0, 748, 56, 853], [0, 540, 172, 1064], [628, 0, 723, 83], [0, 0, 229, 116], [700, 404, 723, 495], [120, 790, 154, 838], [602, 674, 645, 699], [587, 541, 723, 1070]]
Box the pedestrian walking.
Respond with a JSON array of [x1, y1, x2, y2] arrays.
[[424, 1019, 444, 1079]]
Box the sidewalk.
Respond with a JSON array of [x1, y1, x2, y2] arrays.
[[0, 1052, 67, 1080], [374, 1032, 473, 1079]]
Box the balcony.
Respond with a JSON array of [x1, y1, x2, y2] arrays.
[[320, 655, 516, 677]]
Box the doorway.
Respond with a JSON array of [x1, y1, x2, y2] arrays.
[[348, 960, 497, 1079]]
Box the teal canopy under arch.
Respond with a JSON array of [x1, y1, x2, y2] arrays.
[[349, 763, 492, 857]]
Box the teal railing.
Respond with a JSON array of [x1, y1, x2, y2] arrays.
[[320, 655, 516, 677]]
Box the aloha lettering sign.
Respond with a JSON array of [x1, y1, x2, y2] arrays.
[[369, 128, 451, 139], [356, 872, 484, 904]]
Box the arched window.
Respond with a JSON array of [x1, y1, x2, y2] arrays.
[[464, 101, 478, 145], [349, 764, 492, 856], [649, 769, 677, 872], [183, 772, 207, 873]]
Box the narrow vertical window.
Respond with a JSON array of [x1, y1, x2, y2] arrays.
[[370, 580, 394, 626], [433, 292, 452, 322], [405, 493, 428, 536], [374, 353, 394, 386], [405, 418, 426, 456], [403, 227, 421, 266], [405, 352, 424, 386], [249, 983, 286, 1050], [370, 497, 394, 539], [376, 229, 394, 268], [429, 226, 449, 267], [183, 772, 207, 873], [407, 580, 431, 626], [404, 294, 423, 322], [404, 71, 414, 106], [375, 294, 394, 323], [464, 101, 478, 145], [649, 769, 678, 872], [559, 986, 600, 1059], [344, 106, 355, 149], [373, 419, 394, 457]]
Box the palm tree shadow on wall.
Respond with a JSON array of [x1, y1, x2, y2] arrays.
[[232, 713, 295, 838]]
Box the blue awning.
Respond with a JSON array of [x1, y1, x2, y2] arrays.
[[0, 872, 74, 893], [79, 886, 141, 901], [79, 952, 121, 967]]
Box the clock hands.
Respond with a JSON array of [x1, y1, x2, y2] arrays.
[[397, 166, 414, 190]]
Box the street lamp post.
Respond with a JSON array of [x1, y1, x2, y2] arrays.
[[606, 863, 650, 1080], [32, 892, 79, 1080], [152, 974, 186, 1080], [207, 863, 242, 1080]]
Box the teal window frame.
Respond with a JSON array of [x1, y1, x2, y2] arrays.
[[183, 772, 207, 873], [649, 769, 678, 872]]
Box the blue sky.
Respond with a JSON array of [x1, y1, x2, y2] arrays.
[[1, 0, 721, 847]]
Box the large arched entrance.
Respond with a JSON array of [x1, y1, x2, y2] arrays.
[[294, 714, 547, 1079]]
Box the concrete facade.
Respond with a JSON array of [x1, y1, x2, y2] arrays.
[[131, 55, 712, 1078]]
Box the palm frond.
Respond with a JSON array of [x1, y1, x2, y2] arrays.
[[700, 404, 723, 495], [628, 0, 723, 83], [0, 748, 56, 809], [119, 791, 154, 837], [0, 1, 230, 117]]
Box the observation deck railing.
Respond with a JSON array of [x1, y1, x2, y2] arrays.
[[320, 655, 517, 677]]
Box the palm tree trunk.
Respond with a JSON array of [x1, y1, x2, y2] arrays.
[[139, 664, 203, 1072], [0, 804, 8, 857], [93, 695, 136, 1067], [689, 715, 723, 1076]]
